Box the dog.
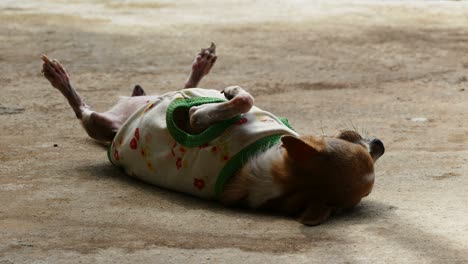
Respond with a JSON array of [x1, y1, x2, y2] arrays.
[[41, 43, 384, 226]]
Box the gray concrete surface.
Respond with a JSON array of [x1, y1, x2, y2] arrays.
[[1, 0, 467, 263]]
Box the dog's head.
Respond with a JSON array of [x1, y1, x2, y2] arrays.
[[263, 130, 384, 226]]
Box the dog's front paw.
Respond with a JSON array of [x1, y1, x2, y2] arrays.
[[222, 86, 243, 100], [192, 42, 217, 77]]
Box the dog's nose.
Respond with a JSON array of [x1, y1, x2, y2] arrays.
[[369, 138, 385, 161]]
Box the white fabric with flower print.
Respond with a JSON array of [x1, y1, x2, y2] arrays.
[[108, 88, 298, 199]]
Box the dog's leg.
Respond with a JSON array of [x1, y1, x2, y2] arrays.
[[41, 55, 127, 142], [184, 43, 217, 88], [188, 86, 254, 133], [131, 84, 146, 96]]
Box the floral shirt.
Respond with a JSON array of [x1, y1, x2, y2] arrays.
[[108, 88, 298, 199]]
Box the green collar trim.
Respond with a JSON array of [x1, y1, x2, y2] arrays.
[[214, 134, 283, 197], [166, 97, 241, 148], [214, 117, 294, 198], [278, 117, 295, 131]]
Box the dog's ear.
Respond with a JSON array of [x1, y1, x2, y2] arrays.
[[281, 135, 320, 162], [299, 203, 332, 226]]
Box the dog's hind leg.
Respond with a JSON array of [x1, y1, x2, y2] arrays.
[[184, 43, 217, 88], [188, 86, 254, 133], [41, 55, 127, 142]]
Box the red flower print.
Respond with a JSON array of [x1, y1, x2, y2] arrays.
[[176, 158, 182, 170], [194, 178, 205, 190], [211, 146, 217, 153], [179, 147, 185, 153], [236, 117, 248, 125], [130, 137, 138, 150], [113, 149, 119, 160], [134, 128, 140, 140], [140, 149, 146, 156], [223, 155, 229, 161], [144, 103, 155, 113]]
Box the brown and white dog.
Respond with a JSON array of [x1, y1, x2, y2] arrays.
[[41, 43, 384, 226]]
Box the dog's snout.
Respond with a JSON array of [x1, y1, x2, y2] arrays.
[[369, 138, 385, 161], [370, 138, 384, 149]]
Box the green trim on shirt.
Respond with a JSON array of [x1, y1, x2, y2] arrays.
[[279, 117, 295, 131], [215, 118, 294, 197], [166, 97, 242, 148], [214, 134, 281, 197]]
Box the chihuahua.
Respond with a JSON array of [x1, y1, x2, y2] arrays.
[[41, 43, 384, 226]]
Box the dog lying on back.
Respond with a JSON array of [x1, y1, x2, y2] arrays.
[[41, 43, 384, 226]]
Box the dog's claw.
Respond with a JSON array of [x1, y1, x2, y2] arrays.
[[41, 54, 52, 64], [209, 42, 216, 53]]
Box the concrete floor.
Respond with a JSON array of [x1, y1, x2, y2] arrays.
[[0, 0, 467, 263]]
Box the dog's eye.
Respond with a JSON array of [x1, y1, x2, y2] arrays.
[[337, 130, 362, 143]]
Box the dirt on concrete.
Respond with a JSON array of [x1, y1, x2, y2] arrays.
[[0, 0, 467, 263]]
